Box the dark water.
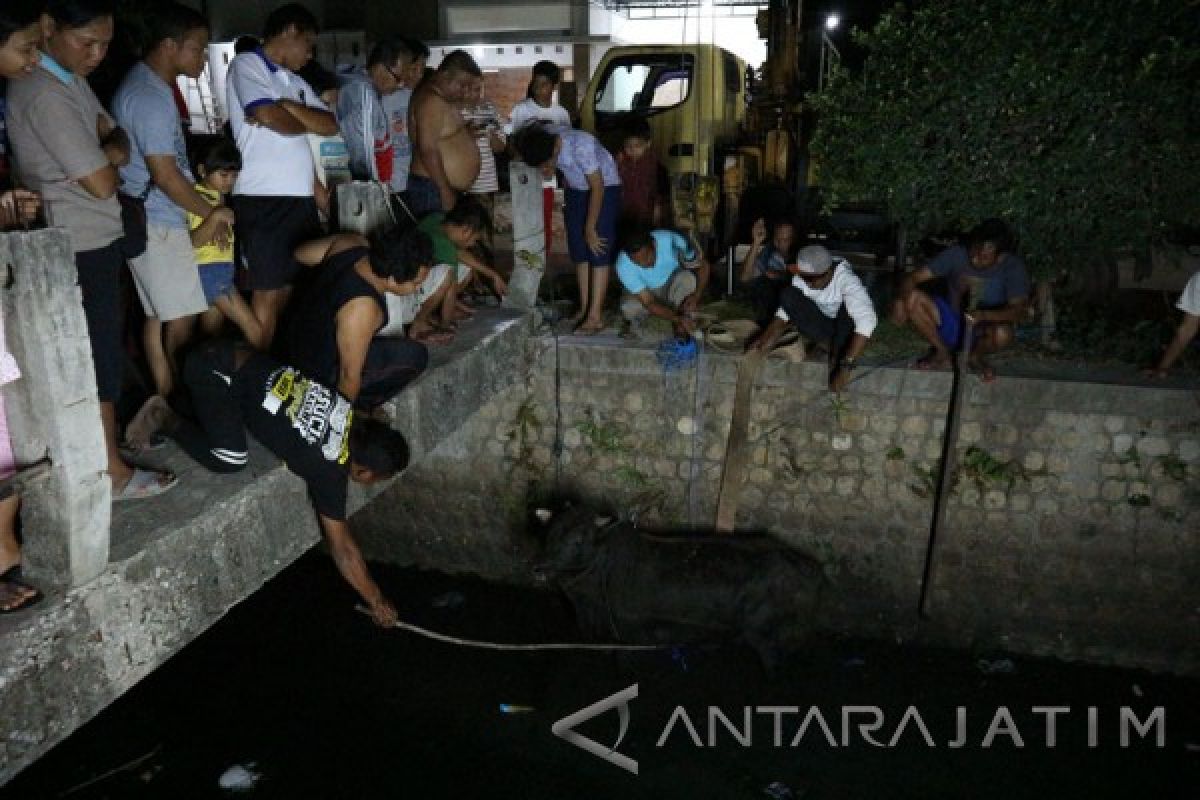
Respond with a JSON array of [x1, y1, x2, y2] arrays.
[[5, 553, 1198, 799]]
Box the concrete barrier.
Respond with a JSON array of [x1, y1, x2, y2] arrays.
[[0, 229, 109, 591]]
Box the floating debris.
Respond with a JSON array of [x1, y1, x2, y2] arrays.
[[976, 658, 1016, 675], [499, 704, 535, 714], [763, 780, 796, 799], [431, 591, 466, 610], [218, 763, 260, 792]]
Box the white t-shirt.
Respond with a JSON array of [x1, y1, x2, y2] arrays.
[[227, 50, 328, 197], [510, 99, 570, 189], [380, 87, 413, 192], [776, 261, 879, 337], [509, 98, 570, 132], [1178, 270, 1200, 316]]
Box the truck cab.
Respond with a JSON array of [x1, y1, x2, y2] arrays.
[[580, 44, 747, 233]]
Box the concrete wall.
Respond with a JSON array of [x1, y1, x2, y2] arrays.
[[0, 231, 110, 591], [357, 337, 1200, 675]]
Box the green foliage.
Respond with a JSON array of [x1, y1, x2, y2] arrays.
[[1115, 446, 1141, 466], [1052, 299, 1176, 364], [957, 446, 1030, 491], [506, 399, 544, 477], [1128, 493, 1152, 508], [614, 466, 650, 488], [808, 0, 1200, 279], [576, 414, 628, 454], [909, 461, 938, 498], [886, 446, 906, 460], [1159, 454, 1188, 481]]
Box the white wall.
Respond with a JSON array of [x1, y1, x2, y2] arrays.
[[609, 10, 766, 69], [428, 42, 573, 71]]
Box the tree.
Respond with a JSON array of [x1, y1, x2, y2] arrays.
[[807, 0, 1200, 280]]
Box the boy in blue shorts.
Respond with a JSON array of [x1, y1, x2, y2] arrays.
[[188, 140, 267, 350]]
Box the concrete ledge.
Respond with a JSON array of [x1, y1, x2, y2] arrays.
[[0, 464, 316, 783], [0, 308, 533, 784]]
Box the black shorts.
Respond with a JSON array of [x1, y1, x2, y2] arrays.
[[232, 195, 321, 291], [75, 241, 126, 403], [181, 340, 248, 470]]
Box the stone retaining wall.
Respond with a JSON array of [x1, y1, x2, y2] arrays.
[[358, 337, 1200, 675]]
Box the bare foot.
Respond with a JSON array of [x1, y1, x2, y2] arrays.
[[969, 356, 997, 383], [575, 317, 607, 335], [915, 348, 952, 371], [410, 324, 455, 345], [124, 395, 175, 449]]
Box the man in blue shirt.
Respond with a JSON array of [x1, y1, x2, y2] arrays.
[[891, 219, 1030, 381], [113, 3, 225, 406], [615, 227, 710, 337]]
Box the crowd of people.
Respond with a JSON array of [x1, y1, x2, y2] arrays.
[[1, 0, 1197, 622], [0, 1, 506, 622]]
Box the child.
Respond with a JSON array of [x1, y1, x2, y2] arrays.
[[509, 60, 572, 254], [615, 113, 664, 231], [511, 123, 622, 334], [414, 198, 508, 338], [188, 141, 266, 350]]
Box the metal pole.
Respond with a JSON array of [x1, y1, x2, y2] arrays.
[[727, 245, 734, 295], [918, 314, 977, 618]]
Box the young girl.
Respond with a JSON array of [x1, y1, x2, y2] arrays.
[[509, 61, 571, 254], [511, 123, 622, 334], [187, 140, 266, 350]]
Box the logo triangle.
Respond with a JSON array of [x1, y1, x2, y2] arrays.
[[551, 684, 639, 774]]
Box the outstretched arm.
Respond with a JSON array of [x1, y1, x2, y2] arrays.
[[458, 247, 508, 295], [1148, 312, 1200, 377], [319, 514, 397, 627]]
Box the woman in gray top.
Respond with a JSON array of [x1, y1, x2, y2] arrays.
[[5, 0, 176, 501]]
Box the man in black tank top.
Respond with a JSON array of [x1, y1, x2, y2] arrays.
[[170, 339, 408, 627], [289, 227, 434, 408]]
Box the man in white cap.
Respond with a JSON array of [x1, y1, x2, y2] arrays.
[[749, 245, 877, 392]]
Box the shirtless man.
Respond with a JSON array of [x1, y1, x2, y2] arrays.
[[406, 49, 482, 215]]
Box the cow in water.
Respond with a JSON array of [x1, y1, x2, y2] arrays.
[[535, 503, 823, 670]]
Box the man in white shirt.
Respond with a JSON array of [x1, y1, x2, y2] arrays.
[[226, 3, 338, 347], [750, 245, 878, 392], [379, 38, 428, 193]]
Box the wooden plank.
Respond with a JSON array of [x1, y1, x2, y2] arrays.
[[714, 350, 765, 534]]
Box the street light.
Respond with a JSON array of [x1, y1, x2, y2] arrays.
[[825, 13, 841, 31]]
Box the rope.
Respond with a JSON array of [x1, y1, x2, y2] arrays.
[[354, 605, 664, 651]]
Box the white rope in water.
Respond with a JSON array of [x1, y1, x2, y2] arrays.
[[354, 606, 663, 651]]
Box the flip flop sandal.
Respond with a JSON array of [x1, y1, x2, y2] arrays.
[[113, 468, 178, 503], [0, 566, 43, 613]]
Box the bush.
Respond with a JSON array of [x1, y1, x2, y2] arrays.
[[808, 0, 1200, 280]]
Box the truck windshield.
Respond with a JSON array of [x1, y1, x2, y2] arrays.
[[594, 54, 695, 114]]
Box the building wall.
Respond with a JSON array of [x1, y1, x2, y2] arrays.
[[357, 339, 1200, 675]]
